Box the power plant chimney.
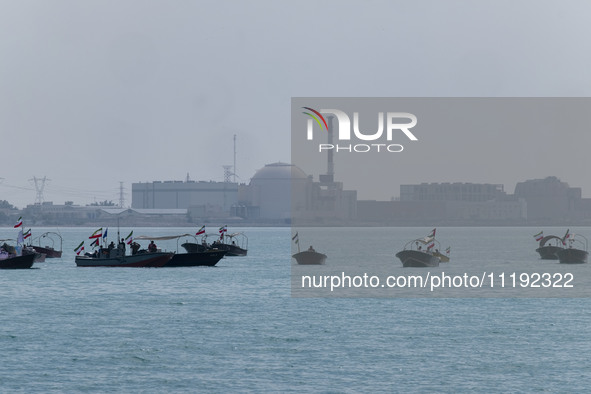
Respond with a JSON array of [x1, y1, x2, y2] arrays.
[[319, 116, 335, 185], [327, 115, 334, 180]]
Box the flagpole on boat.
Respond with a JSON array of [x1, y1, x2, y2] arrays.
[[293, 231, 300, 253]]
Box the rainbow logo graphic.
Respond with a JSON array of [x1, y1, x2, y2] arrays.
[[302, 107, 328, 131]]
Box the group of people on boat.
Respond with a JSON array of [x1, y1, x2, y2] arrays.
[[84, 239, 158, 258]]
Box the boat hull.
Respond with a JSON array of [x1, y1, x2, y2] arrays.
[[166, 250, 227, 267], [433, 251, 449, 262], [556, 248, 588, 264], [396, 250, 440, 267], [183, 242, 247, 256], [292, 251, 327, 265], [215, 244, 247, 256], [181, 242, 209, 253], [0, 254, 36, 269], [31, 246, 62, 258], [33, 252, 46, 262], [536, 245, 563, 260], [75, 252, 173, 267]]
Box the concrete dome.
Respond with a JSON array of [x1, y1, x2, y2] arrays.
[[247, 162, 308, 220], [250, 162, 307, 182]]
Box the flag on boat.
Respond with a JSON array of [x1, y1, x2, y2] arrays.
[[219, 225, 227, 234], [74, 241, 85, 255], [125, 230, 133, 245], [562, 229, 570, 245], [427, 242, 435, 250], [90, 238, 99, 247], [89, 228, 102, 239], [17, 229, 24, 244], [23, 229, 31, 239], [292, 232, 299, 244], [103, 228, 108, 239], [428, 228, 436, 238], [445, 246, 451, 254], [533, 231, 543, 241], [14, 217, 23, 228], [196, 225, 205, 236]]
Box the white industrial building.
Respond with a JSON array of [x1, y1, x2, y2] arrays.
[[132, 180, 239, 216]]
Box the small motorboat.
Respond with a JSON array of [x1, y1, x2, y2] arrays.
[[292, 247, 327, 265], [211, 232, 248, 256], [396, 229, 444, 268], [0, 243, 36, 269], [30, 232, 63, 258], [535, 235, 564, 260], [134, 233, 228, 267], [0, 254, 36, 269], [556, 234, 588, 264], [291, 231, 326, 265]]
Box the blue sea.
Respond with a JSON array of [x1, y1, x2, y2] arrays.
[[1, 227, 591, 392]]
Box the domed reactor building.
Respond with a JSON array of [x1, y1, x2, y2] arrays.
[[235, 162, 356, 225], [132, 161, 357, 225], [236, 162, 304, 221]]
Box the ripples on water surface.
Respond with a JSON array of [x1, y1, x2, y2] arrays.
[[1, 227, 590, 392]]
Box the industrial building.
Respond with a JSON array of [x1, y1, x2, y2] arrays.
[[131, 180, 239, 217], [514, 176, 581, 223], [400, 182, 505, 202]]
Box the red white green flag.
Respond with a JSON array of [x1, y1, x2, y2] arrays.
[[196, 226, 205, 236], [14, 217, 23, 228], [74, 241, 85, 255], [125, 230, 133, 245], [89, 228, 102, 239]]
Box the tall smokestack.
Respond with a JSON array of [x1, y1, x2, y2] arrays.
[[233, 134, 237, 183], [327, 115, 334, 180]]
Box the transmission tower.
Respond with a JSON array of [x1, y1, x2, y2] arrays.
[[29, 176, 49, 204], [223, 165, 233, 183]]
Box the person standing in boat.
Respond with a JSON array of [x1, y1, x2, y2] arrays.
[[118, 238, 126, 255], [148, 241, 157, 253], [131, 241, 141, 255]]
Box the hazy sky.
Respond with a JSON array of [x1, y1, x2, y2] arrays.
[[293, 98, 591, 201], [2, 1, 591, 208]]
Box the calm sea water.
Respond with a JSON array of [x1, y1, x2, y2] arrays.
[[1, 227, 591, 392]]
